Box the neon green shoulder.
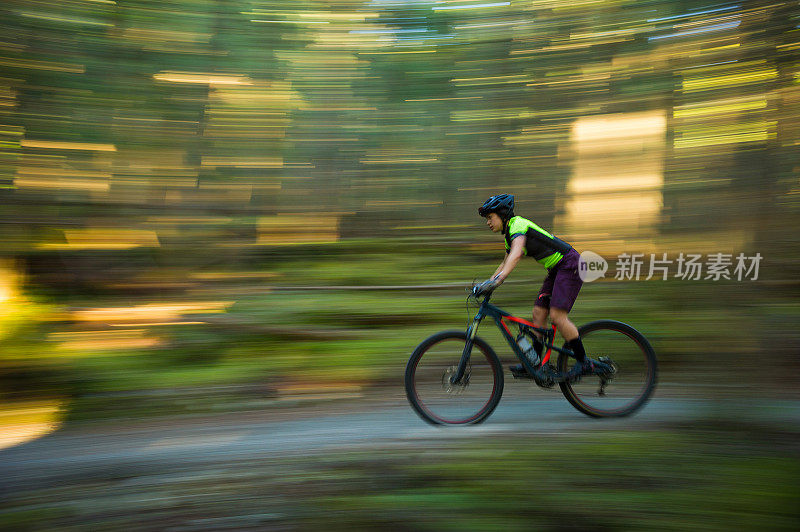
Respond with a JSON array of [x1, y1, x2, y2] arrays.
[[507, 216, 529, 236]]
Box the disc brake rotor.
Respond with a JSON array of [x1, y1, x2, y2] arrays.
[[441, 366, 470, 394], [596, 356, 617, 396], [598, 356, 618, 378]]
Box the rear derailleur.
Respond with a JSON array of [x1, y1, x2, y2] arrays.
[[596, 356, 617, 396]]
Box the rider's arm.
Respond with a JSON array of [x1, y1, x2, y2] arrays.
[[491, 257, 506, 280], [495, 236, 525, 284]]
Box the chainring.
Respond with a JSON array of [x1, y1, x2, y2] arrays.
[[532, 363, 556, 388]]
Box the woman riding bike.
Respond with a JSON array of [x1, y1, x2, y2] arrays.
[[475, 194, 610, 382]]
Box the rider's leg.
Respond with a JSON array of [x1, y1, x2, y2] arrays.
[[547, 249, 587, 365], [549, 307, 578, 342], [531, 304, 549, 351], [530, 288, 553, 352], [550, 306, 595, 382], [551, 305, 612, 380], [532, 305, 548, 328], [547, 250, 602, 380], [549, 307, 586, 363]]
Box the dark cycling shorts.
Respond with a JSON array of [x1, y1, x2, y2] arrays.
[[535, 248, 583, 313]]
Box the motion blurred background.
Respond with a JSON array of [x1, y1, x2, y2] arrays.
[[1, 0, 799, 528]]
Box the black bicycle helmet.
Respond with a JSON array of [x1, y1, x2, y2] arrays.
[[478, 194, 515, 219]]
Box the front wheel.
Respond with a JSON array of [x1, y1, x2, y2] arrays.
[[405, 330, 504, 425], [557, 320, 657, 418]]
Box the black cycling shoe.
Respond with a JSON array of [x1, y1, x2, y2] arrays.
[[591, 357, 613, 375], [564, 359, 596, 383], [509, 363, 535, 379], [564, 357, 615, 382]]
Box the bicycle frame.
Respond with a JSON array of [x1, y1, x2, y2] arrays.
[[453, 292, 574, 383]]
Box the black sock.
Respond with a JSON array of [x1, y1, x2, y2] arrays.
[[566, 338, 586, 363], [532, 335, 543, 355]]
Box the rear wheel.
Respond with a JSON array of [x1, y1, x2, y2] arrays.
[[405, 330, 503, 425], [557, 320, 657, 418]]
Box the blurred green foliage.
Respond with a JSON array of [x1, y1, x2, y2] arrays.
[[1, 4, 798, 531], [2, 241, 797, 421], [1, 0, 799, 413]]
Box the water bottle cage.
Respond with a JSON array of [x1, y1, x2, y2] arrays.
[[515, 329, 540, 368]]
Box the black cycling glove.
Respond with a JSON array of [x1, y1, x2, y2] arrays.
[[474, 277, 500, 296]]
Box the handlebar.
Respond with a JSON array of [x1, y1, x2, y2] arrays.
[[467, 282, 495, 301]]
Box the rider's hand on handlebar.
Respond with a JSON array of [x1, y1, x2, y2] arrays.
[[473, 277, 500, 296]]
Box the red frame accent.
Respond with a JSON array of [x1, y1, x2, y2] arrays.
[[501, 317, 557, 364], [504, 315, 537, 328], [499, 318, 513, 338]]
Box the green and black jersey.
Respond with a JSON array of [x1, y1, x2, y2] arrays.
[[504, 216, 572, 270]]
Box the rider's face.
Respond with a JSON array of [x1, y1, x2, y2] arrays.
[[485, 213, 503, 233]]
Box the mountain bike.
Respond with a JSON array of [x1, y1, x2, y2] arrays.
[[405, 285, 657, 425]]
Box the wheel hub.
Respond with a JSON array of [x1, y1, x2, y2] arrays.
[[442, 366, 470, 394], [532, 364, 556, 388], [596, 356, 617, 396]]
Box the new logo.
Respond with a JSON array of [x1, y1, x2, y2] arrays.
[[578, 251, 608, 282]]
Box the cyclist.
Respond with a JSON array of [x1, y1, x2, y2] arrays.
[[474, 194, 604, 381]]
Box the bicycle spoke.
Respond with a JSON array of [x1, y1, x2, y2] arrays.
[[407, 332, 502, 425], [558, 321, 656, 417]]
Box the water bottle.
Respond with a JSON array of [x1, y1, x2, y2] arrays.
[[516, 334, 540, 367]]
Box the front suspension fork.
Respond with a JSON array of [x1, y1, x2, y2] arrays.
[[452, 318, 481, 383]]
